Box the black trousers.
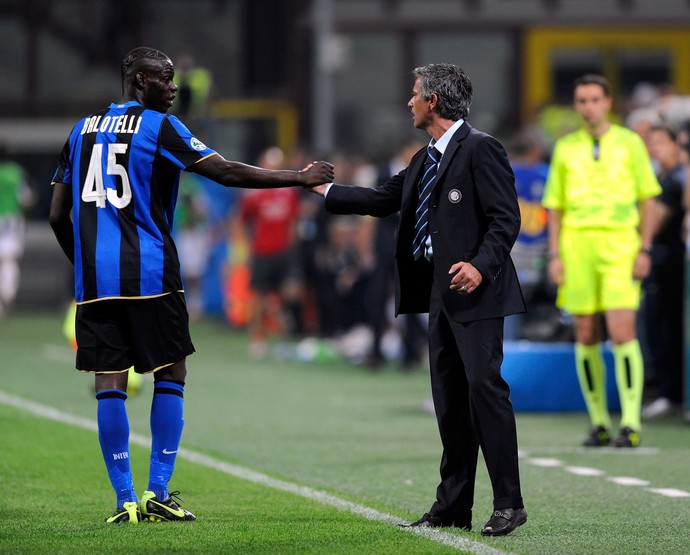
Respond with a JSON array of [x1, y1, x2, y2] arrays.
[[427, 284, 523, 521], [641, 257, 684, 403]]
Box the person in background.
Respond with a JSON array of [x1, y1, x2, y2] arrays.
[[49, 46, 333, 524], [239, 146, 304, 357], [361, 139, 425, 368], [505, 128, 550, 340], [308, 63, 527, 537], [173, 51, 213, 121], [313, 214, 374, 341], [641, 124, 686, 418], [175, 173, 211, 320], [0, 144, 35, 318], [542, 74, 661, 448]]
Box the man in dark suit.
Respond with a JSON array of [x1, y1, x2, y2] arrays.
[[307, 63, 527, 536]]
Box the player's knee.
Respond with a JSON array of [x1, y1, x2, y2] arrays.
[[95, 372, 129, 394], [155, 359, 187, 383]]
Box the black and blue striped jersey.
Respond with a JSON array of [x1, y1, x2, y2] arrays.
[[51, 100, 217, 303]]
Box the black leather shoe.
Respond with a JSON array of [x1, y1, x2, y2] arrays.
[[399, 512, 471, 531], [480, 507, 527, 536]]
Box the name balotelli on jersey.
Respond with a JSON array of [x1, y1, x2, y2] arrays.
[[80, 113, 142, 135]]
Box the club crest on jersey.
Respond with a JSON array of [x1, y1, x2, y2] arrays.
[[190, 137, 207, 151]]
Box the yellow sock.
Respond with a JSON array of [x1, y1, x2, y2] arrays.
[[612, 340, 644, 431], [574, 343, 611, 428], [127, 367, 144, 397]]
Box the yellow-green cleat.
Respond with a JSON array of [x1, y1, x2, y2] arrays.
[[140, 490, 196, 522], [613, 427, 641, 448], [582, 426, 611, 447], [105, 501, 140, 524]]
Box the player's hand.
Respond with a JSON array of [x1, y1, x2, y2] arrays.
[[299, 161, 334, 186], [449, 261, 482, 295]]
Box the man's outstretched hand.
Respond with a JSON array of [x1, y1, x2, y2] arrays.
[[300, 161, 334, 187]]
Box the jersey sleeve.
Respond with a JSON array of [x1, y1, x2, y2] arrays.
[[630, 134, 662, 201], [158, 115, 217, 170], [51, 136, 75, 186]]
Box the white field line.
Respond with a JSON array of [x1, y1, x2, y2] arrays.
[[0, 390, 513, 555], [519, 446, 660, 456], [607, 477, 650, 486], [645, 488, 690, 498], [523, 454, 690, 498], [564, 466, 607, 477]]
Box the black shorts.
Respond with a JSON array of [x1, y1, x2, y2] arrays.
[[250, 249, 302, 293], [75, 292, 195, 374]]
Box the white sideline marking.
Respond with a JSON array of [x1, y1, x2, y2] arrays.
[[608, 477, 650, 486], [0, 391, 512, 555], [521, 455, 690, 499], [565, 466, 606, 477], [521, 446, 659, 456], [525, 458, 564, 467], [646, 488, 690, 498]]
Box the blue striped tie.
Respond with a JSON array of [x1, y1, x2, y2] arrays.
[[412, 146, 440, 260]]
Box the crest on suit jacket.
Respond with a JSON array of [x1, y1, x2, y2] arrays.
[[448, 189, 462, 203]]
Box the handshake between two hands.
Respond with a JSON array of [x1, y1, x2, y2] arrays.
[[300, 161, 334, 196]]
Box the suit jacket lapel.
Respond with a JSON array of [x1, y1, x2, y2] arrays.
[[433, 122, 471, 189]]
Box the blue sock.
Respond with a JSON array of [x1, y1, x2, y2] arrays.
[[148, 380, 185, 500], [96, 389, 136, 508]]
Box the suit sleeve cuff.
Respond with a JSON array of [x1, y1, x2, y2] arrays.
[[324, 183, 334, 197]]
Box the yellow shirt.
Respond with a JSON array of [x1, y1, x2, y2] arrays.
[[542, 125, 660, 229]]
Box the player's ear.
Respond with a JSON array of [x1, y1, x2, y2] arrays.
[[134, 71, 146, 90]]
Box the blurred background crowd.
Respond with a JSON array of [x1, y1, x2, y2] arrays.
[[2, 1, 690, 408]]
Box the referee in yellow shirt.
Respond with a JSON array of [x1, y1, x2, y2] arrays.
[[542, 74, 661, 448]]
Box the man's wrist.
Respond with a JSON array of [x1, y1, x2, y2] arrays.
[[324, 183, 334, 197], [546, 251, 559, 260]]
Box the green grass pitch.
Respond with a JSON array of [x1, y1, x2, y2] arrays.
[[1, 312, 688, 554]]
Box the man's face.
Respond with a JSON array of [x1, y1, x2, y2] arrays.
[[649, 129, 679, 169], [141, 59, 178, 113], [574, 83, 611, 130], [408, 77, 433, 130]]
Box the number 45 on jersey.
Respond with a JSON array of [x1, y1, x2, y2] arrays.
[[82, 143, 132, 209]]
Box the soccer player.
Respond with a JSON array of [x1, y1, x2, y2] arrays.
[[542, 74, 660, 448], [0, 144, 35, 317], [49, 46, 333, 524]]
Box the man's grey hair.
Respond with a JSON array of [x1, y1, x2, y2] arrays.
[[414, 63, 473, 121]]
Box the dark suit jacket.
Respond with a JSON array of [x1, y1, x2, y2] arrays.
[[326, 122, 525, 323]]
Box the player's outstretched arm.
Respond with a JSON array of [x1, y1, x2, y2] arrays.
[[191, 154, 334, 189]]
